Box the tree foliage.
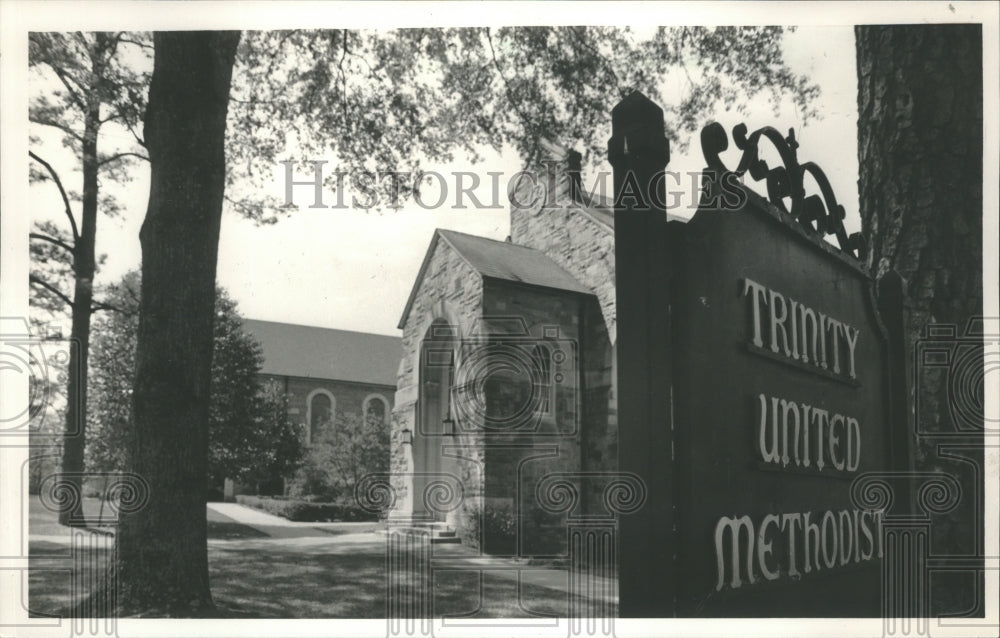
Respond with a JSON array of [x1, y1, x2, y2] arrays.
[[87, 271, 304, 488], [226, 27, 819, 220]]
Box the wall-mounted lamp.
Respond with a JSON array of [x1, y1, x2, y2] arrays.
[[444, 387, 458, 436], [401, 428, 412, 445]]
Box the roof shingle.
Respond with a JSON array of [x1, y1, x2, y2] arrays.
[[242, 319, 400, 386], [438, 229, 593, 294]]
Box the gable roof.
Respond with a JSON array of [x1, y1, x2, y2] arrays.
[[242, 319, 400, 386], [397, 229, 594, 329], [440, 229, 594, 294]]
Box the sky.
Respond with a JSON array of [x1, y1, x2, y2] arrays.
[[29, 25, 861, 338]]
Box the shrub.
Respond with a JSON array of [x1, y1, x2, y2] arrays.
[[287, 411, 389, 502], [236, 494, 378, 522], [458, 501, 518, 554]]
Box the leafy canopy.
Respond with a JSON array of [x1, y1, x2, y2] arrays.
[[227, 26, 818, 220]]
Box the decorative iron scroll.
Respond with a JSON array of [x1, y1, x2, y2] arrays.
[[700, 121, 866, 261]]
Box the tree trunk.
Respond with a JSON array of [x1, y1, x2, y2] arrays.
[[856, 24, 983, 615], [57, 38, 105, 527], [114, 30, 240, 616]]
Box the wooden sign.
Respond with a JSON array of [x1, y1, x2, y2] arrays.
[[668, 188, 893, 616], [612, 92, 907, 617]]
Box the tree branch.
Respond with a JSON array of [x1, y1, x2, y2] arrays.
[[677, 27, 698, 90], [262, 30, 303, 82], [123, 118, 147, 149], [98, 151, 149, 167], [28, 151, 80, 241], [28, 113, 84, 141], [99, 102, 147, 147], [91, 299, 127, 314], [29, 232, 76, 255], [484, 28, 537, 159], [29, 275, 74, 309], [567, 27, 625, 96], [118, 36, 153, 50], [338, 30, 349, 124], [49, 65, 87, 111]]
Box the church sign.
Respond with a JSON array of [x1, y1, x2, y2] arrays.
[[611, 92, 909, 616]]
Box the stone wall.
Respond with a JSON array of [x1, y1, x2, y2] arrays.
[[508, 139, 618, 344], [508, 141, 619, 518], [580, 295, 617, 513], [480, 280, 586, 554], [391, 234, 484, 523]]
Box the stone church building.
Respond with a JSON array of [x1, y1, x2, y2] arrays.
[[390, 140, 683, 552]]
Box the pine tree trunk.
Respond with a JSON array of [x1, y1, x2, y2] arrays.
[[57, 39, 104, 527], [856, 24, 983, 615], [114, 30, 240, 616]]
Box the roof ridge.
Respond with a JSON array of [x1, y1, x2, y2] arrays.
[[438, 228, 560, 254], [241, 318, 400, 339], [435, 227, 524, 248]]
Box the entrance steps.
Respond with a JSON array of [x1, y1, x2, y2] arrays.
[[381, 520, 461, 544]]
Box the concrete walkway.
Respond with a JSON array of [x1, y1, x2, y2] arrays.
[[206, 501, 380, 539]]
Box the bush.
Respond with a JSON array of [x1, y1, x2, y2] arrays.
[[286, 411, 388, 502], [459, 501, 518, 554], [236, 494, 378, 522]]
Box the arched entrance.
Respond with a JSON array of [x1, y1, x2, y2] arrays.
[[413, 319, 459, 521]]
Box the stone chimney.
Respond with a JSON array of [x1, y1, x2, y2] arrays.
[[507, 138, 583, 215], [537, 138, 582, 207], [508, 138, 590, 252]]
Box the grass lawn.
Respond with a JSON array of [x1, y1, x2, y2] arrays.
[[27, 497, 605, 618]]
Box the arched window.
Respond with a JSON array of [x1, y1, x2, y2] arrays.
[[363, 394, 389, 427], [305, 389, 335, 445], [531, 344, 554, 416]]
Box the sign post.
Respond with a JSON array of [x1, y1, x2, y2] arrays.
[[609, 91, 674, 617]]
